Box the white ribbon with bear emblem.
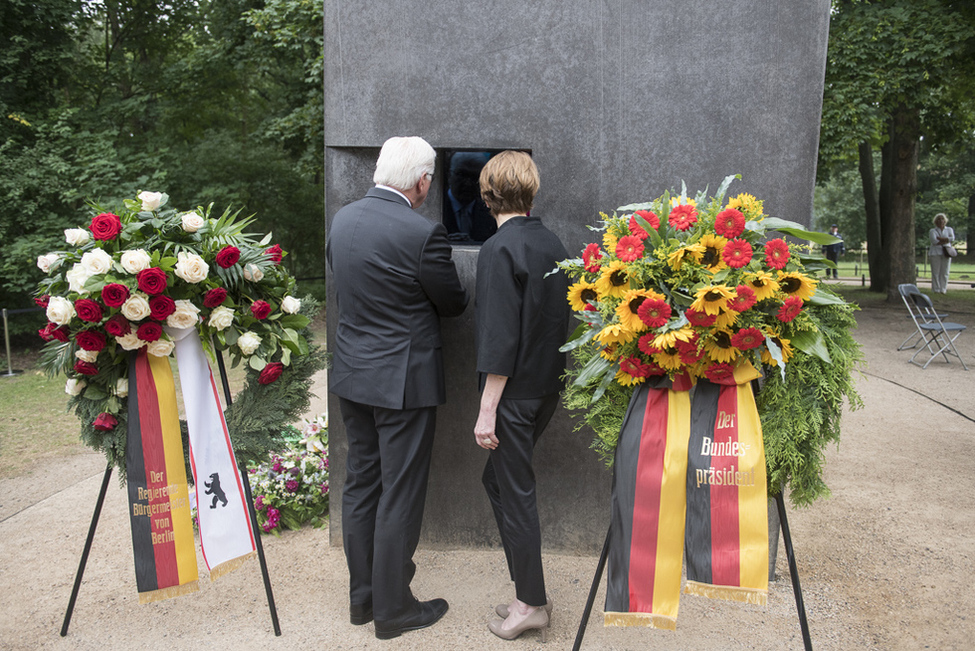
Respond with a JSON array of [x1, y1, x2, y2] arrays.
[[168, 326, 256, 579]]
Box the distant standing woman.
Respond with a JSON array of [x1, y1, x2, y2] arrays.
[[473, 151, 569, 642], [929, 213, 955, 294]]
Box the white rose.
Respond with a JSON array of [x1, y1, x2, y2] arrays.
[[243, 264, 264, 282], [121, 292, 152, 321], [65, 228, 90, 246], [116, 377, 129, 398], [207, 306, 235, 331], [80, 248, 113, 276], [46, 296, 76, 325], [174, 252, 209, 284], [65, 379, 87, 396], [37, 253, 60, 273], [66, 263, 92, 294], [120, 249, 152, 274], [75, 349, 99, 363], [146, 338, 175, 357], [281, 296, 301, 314], [116, 332, 145, 351], [237, 331, 262, 355], [181, 211, 205, 233], [166, 299, 201, 329], [138, 191, 165, 212]]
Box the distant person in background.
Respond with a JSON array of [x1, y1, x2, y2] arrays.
[[443, 151, 497, 243], [822, 223, 844, 279], [929, 212, 955, 294]]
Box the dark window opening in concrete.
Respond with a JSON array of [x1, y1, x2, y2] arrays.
[[441, 149, 531, 245]]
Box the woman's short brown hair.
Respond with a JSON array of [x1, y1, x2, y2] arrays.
[[479, 151, 539, 217]]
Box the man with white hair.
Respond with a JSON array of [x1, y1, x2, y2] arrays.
[[327, 136, 469, 639]]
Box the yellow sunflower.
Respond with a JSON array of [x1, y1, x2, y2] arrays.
[[667, 242, 704, 271], [761, 331, 794, 367], [567, 280, 601, 311], [603, 230, 619, 255], [595, 260, 631, 299], [615, 288, 664, 332], [594, 323, 637, 346], [615, 367, 646, 387], [698, 233, 729, 273], [653, 347, 683, 371], [776, 271, 817, 302], [704, 329, 740, 364], [743, 271, 779, 301], [600, 344, 619, 361], [726, 193, 764, 220], [690, 284, 735, 315], [652, 326, 694, 350], [713, 307, 739, 329]]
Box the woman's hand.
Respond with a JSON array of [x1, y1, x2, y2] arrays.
[[474, 410, 499, 450]]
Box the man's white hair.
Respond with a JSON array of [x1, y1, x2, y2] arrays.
[[373, 136, 436, 190]]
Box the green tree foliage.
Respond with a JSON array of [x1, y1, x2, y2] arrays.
[[0, 0, 325, 339], [820, 0, 975, 298]]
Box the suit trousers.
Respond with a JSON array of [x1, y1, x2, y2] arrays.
[[481, 393, 559, 607], [339, 397, 437, 621]]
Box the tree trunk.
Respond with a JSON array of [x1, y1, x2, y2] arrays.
[[876, 128, 894, 294], [859, 142, 883, 292], [886, 104, 920, 302], [968, 194, 974, 259]]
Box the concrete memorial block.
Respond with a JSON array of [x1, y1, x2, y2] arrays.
[[324, 0, 831, 552]]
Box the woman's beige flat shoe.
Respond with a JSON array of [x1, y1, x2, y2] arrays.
[[495, 600, 553, 619], [488, 608, 550, 642]]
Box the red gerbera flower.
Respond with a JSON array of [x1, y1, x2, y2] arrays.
[[582, 243, 603, 273], [727, 285, 757, 312], [638, 333, 660, 356], [714, 208, 746, 238], [704, 362, 736, 384], [637, 298, 672, 329], [721, 238, 754, 269], [675, 335, 703, 365], [615, 235, 645, 262], [620, 355, 652, 379], [685, 307, 717, 327], [668, 204, 698, 231], [630, 210, 660, 238], [764, 238, 790, 270], [731, 326, 764, 350], [777, 295, 803, 322]]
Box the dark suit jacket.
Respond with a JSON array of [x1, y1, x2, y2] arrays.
[[475, 216, 570, 399], [327, 187, 469, 410]]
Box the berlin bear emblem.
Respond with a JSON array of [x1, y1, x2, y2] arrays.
[[204, 472, 229, 509]]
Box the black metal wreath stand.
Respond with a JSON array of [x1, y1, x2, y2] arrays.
[[60, 349, 281, 637]]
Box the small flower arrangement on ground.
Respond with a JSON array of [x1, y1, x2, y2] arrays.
[[249, 416, 329, 535], [559, 176, 862, 505], [33, 191, 324, 472]]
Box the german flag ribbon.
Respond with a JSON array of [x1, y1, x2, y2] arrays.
[[125, 349, 199, 604], [168, 327, 256, 580], [684, 364, 768, 605]]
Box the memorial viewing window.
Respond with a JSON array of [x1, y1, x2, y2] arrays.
[[440, 149, 531, 245]]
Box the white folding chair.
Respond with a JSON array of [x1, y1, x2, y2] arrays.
[[897, 283, 948, 351], [907, 292, 969, 370]]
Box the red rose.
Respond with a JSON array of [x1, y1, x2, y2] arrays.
[[251, 300, 272, 320], [136, 267, 168, 295], [38, 325, 54, 342], [101, 283, 130, 308], [264, 244, 283, 264], [76, 330, 107, 352], [34, 295, 50, 309], [216, 246, 240, 268], [149, 295, 177, 320], [74, 360, 99, 376], [203, 287, 227, 308], [136, 321, 163, 342], [90, 213, 123, 241], [39, 322, 70, 343], [258, 362, 284, 385], [74, 298, 104, 323], [93, 412, 118, 431], [104, 314, 131, 337]]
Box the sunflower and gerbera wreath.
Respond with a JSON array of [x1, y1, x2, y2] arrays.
[[558, 175, 862, 506]]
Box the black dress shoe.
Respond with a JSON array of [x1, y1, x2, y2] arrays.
[[374, 598, 449, 640], [350, 601, 373, 625]]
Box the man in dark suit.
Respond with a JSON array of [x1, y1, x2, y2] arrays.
[[327, 136, 469, 639]]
